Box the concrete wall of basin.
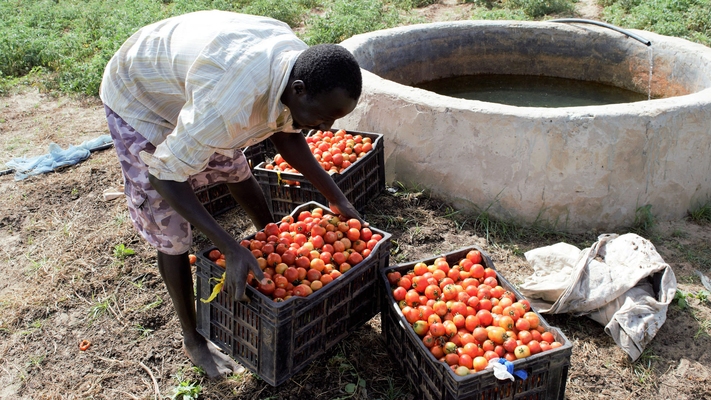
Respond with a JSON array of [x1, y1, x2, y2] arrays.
[[338, 21, 711, 232]]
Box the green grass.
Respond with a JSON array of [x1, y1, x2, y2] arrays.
[[301, 0, 403, 45], [602, 0, 711, 46], [465, 0, 574, 18], [689, 201, 711, 223], [2, 0, 709, 97]]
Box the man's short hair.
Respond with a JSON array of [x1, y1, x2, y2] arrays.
[[291, 44, 362, 100]]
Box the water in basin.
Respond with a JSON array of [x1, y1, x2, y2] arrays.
[[415, 74, 649, 107]]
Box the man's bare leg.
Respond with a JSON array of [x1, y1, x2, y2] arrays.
[[156, 250, 244, 379]]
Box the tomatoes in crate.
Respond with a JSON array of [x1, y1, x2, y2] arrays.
[[263, 129, 374, 178], [207, 206, 384, 302], [388, 255, 563, 375]]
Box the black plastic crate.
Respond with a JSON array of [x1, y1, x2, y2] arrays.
[[194, 182, 236, 218], [195, 201, 393, 386], [192, 144, 268, 217], [243, 142, 269, 169], [380, 247, 572, 400], [253, 130, 385, 221]]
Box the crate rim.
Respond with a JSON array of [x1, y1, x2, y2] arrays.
[[380, 245, 573, 385], [197, 200, 392, 309]]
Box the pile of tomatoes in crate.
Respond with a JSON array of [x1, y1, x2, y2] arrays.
[[263, 129, 375, 179], [387, 250, 563, 377], [206, 206, 383, 301]]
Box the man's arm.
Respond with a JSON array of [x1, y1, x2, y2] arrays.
[[148, 175, 264, 301], [268, 131, 363, 221]]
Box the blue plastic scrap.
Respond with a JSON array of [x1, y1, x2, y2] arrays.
[[5, 135, 113, 181], [499, 358, 529, 380]]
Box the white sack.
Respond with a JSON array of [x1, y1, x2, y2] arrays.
[[519, 233, 677, 361]]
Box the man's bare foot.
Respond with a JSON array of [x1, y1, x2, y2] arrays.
[[183, 336, 245, 379]]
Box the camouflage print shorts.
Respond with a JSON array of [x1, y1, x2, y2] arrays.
[[104, 105, 252, 255]]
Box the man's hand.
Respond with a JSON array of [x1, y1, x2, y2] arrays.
[[223, 244, 265, 302]]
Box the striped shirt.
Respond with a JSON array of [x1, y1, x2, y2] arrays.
[[100, 11, 307, 181]]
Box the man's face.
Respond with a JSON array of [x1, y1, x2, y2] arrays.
[[289, 87, 358, 131]]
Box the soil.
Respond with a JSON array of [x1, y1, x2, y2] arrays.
[[2, 3, 711, 400]]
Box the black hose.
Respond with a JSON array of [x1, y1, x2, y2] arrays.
[[550, 18, 652, 46]]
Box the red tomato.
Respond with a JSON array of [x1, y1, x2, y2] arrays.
[[257, 278, 275, 296], [528, 340, 542, 355], [405, 290, 420, 307], [515, 317, 531, 332], [392, 286, 407, 301], [466, 250, 482, 264], [518, 330, 533, 344], [476, 309, 493, 327], [541, 331, 555, 343], [208, 249, 222, 262], [429, 322, 446, 337], [465, 315, 480, 332]]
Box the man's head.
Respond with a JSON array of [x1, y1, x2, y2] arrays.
[[282, 44, 362, 131]]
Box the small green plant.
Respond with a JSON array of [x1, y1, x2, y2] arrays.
[[88, 295, 114, 321], [631, 204, 655, 234], [113, 212, 128, 227], [170, 380, 202, 400], [113, 243, 135, 260], [329, 345, 367, 399], [631, 347, 658, 385], [675, 288, 710, 309], [140, 295, 164, 312], [689, 201, 711, 223], [28, 354, 46, 368], [133, 324, 154, 338]]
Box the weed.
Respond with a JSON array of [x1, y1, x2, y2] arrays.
[[113, 211, 128, 227], [140, 295, 164, 312], [330, 344, 368, 399], [88, 295, 114, 321], [24, 255, 49, 276], [689, 201, 711, 223], [674, 289, 710, 310], [671, 229, 687, 238], [170, 380, 202, 400], [28, 354, 46, 368], [631, 204, 655, 235], [694, 317, 711, 340], [113, 243, 135, 260], [133, 324, 154, 338], [375, 377, 409, 400]]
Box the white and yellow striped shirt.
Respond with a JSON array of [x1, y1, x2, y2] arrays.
[[100, 11, 307, 181]]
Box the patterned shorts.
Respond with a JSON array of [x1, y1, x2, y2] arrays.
[[104, 105, 252, 255]]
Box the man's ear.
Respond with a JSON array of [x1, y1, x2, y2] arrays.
[[292, 80, 305, 95]]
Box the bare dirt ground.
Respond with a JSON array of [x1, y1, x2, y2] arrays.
[[2, 2, 711, 400]]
